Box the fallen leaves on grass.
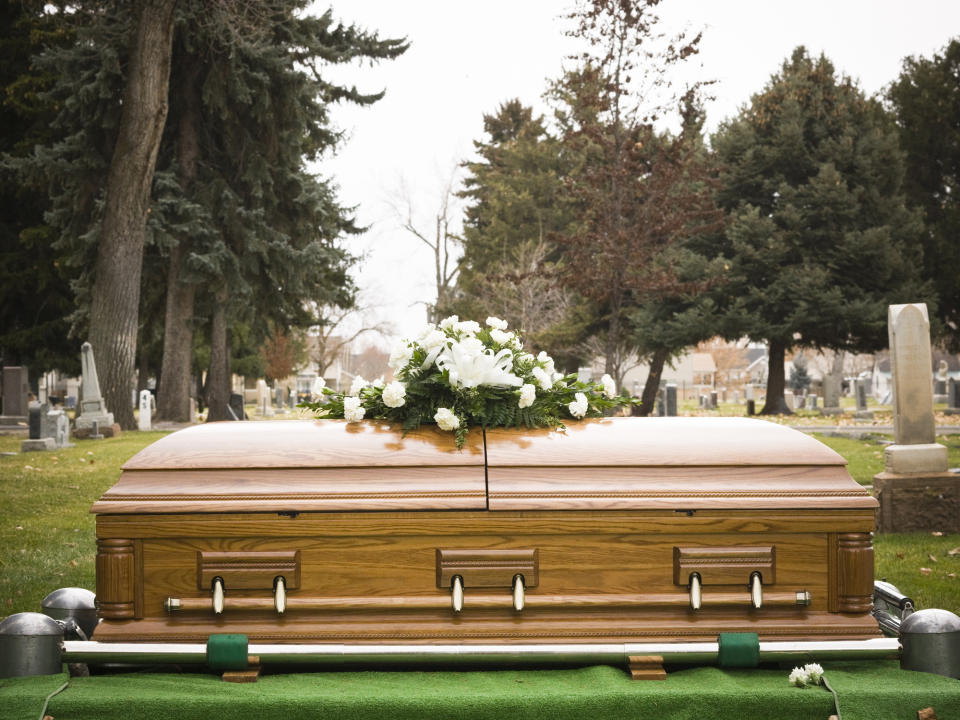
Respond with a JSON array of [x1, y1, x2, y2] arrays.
[[896, 551, 905, 559], [948, 547, 960, 556], [928, 554, 938, 563], [932, 531, 944, 537], [920, 567, 932, 575]]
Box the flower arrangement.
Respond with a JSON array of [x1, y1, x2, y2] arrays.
[[302, 316, 635, 447]]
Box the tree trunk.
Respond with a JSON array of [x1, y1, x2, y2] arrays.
[[157, 63, 201, 422], [205, 287, 232, 422], [637, 347, 669, 417], [156, 243, 196, 420], [87, 0, 177, 430], [760, 337, 792, 415]]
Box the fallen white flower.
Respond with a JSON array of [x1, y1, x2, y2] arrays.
[[788, 667, 808, 687], [382, 381, 406, 408], [568, 391, 589, 418], [434, 407, 460, 431], [803, 663, 824, 684]]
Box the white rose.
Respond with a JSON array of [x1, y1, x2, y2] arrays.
[[434, 407, 460, 431], [568, 391, 589, 419], [489, 328, 514, 345], [518, 383, 536, 409], [382, 381, 406, 408], [486, 316, 508, 330], [343, 396, 366, 423], [349, 375, 368, 396], [439, 315, 459, 331], [601, 373, 617, 398], [454, 320, 481, 335], [388, 341, 413, 370], [532, 366, 552, 390]]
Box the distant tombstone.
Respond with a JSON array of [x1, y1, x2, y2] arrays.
[[28, 403, 43, 438], [54, 412, 73, 448], [189, 397, 197, 421], [784, 390, 795, 410], [744, 384, 754, 401], [65, 379, 79, 409], [228, 393, 245, 421], [709, 391, 718, 409], [274, 383, 284, 411], [947, 378, 960, 416], [75, 342, 115, 432], [40, 404, 59, 439], [2, 366, 30, 419], [138, 390, 152, 432], [855, 381, 868, 411], [665, 383, 678, 417], [656, 389, 666, 417], [807, 394, 818, 410], [732, 390, 740, 405], [821, 374, 842, 415], [746, 399, 756, 416]]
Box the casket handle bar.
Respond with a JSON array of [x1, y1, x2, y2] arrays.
[[274, 576, 287, 615], [513, 574, 525, 612], [750, 572, 763, 610], [451, 575, 464, 613], [688, 573, 702, 611], [212, 577, 225, 616]]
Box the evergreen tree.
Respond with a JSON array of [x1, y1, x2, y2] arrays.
[[788, 355, 811, 393], [888, 39, 960, 351], [712, 47, 931, 415]]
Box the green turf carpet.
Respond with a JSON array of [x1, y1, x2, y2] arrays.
[[1, 661, 957, 720]]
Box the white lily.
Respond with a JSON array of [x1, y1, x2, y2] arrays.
[[437, 338, 523, 389]]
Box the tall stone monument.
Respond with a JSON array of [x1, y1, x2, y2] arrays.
[[873, 303, 957, 532], [75, 342, 115, 435], [138, 390, 152, 432]]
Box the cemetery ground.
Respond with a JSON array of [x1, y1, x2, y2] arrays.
[[0, 428, 958, 620]]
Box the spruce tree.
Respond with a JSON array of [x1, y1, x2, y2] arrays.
[[888, 39, 960, 350], [712, 47, 930, 415]]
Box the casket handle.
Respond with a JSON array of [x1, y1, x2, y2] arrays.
[[688, 573, 702, 611], [750, 572, 763, 609], [451, 575, 464, 613], [212, 577, 225, 615], [512, 574, 525, 612], [274, 576, 287, 615]]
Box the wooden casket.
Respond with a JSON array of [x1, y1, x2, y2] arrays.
[[90, 417, 880, 644]]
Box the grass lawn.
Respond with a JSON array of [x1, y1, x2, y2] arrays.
[[1, 426, 958, 618]]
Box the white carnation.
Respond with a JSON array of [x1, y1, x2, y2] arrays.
[[454, 320, 481, 335], [537, 350, 556, 376], [518, 383, 536, 409], [568, 391, 589, 419], [343, 396, 366, 423], [382, 381, 406, 408], [601, 373, 617, 398], [439, 315, 459, 330], [486, 316, 508, 330], [421, 329, 447, 351], [788, 667, 808, 688], [434, 407, 460, 431], [388, 341, 414, 370], [349, 375, 368, 396], [532, 366, 552, 390], [489, 329, 514, 345]]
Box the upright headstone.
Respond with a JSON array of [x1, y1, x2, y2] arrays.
[[806, 394, 818, 410], [138, 390, 152, 432], [65, 379, 80, 409], [854, 379, 874, 420], [934, 360, 949, 404], [873, 303, 956, 533], [1, 366, 30, 420], [665, 383, 678, 417], [744, 384, 755, 401], [656, 389, 666, 417], [28, 403, 42, 439], [189, 397, 197, 421], [709, 391, 718, 409], [784, 390, 795, 411], [54, 412, 73, 448], [274, 382, 284, 411], [22, 402, 57, 452], [821, 373, 843, 416], [257, 379, 275, 417], [947, 378, 960, 416], [228, 393, 245, 421], [39, 404, 59, 440], [75, 342, 115, 433]]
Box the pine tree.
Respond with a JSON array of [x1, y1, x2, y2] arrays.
[[712, 47, 931, 415], [888, 39, 960, 351]]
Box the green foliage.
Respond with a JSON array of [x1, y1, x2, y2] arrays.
[[302, 318, 634, 448], [789, 356, 812, 392], [888, 39, 960, 351]]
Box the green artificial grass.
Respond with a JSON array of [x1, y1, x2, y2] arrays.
[[1, 661, 957, 720]]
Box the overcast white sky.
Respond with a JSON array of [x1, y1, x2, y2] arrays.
[[308, 1, 960, 346]]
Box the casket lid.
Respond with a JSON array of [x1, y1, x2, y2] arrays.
[[91, 417, 876, 514]]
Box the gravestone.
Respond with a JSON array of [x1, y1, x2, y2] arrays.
[[873, 303, 956, 532], [55, 412, 73, 448], [854, 379, 874, 420], [744, 384, 754, 401], [22, 402, 56, 452], [709, 391, 718, 409], [934, 360, 949, 404], [1, 366, 30, 421], [75, 342, 116, 435], [228, 393, 246, 421], [138, 390, 152, 432], [821, 373, 843, 416], [656, 389, 666, 417], [28, 402, 42, 438], [65, 379, 79, 409], [806, 394, 818, 410], [746, 399, 755, 416], [947, 378, 960, 416], [784, 390, 795, 411], [257, 379, 274, 417], [665, 383, 678, 417], [275, 382, 284, 411]]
